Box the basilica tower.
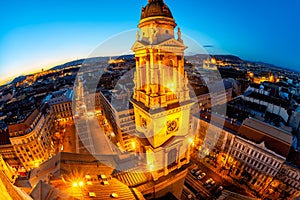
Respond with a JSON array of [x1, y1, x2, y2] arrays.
[[131, 0, 194, 183]]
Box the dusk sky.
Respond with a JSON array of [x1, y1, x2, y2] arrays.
[[1, 0, 300, 84]]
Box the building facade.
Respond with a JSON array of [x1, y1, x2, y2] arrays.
[[99, 90, 136, 152], [46, 89, 74, 121], [131, 0, 194, 182], [192, 112, 299, 199], [270, 163, 300, 199], [8, 105, 55, 170]]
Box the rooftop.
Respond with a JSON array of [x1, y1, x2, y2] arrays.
[[238, 118, 293, 158], [28, 152, 141, 200], [141, 0, 173, 20]]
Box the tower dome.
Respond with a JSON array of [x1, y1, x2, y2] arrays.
[[141, 0, 173, 20]]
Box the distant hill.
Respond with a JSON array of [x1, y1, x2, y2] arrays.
[[49, 55, 136, 71], [253, 61, 300, 73], [116, 54, 135, 60], [2, 54, 297, 87], [50, 55, 135, 71], [50, 59, 85, 70], [185, 54, 243, 65], [11, 75, 27, 84], [213, 55, 242, 62]]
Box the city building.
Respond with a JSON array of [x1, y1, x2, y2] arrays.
[[227, 118, 293, 192], [194, 80, 233, 110], [127, 0, 195, 198], [99, 90, 136, 152], [8, 105, 55, 171], [0, 0, 299, 199], [192, 111, 238, 159], [27, 152, 144, 200], [192, 105, 299, 199], [45, 89, 74, 122], [0, 143, 20, 170], [203, 57, 217, 70]]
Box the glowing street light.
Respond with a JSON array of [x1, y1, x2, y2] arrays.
[[72, 182, 78, 187], [72, 180, 84, 188], [78, 181, 84, 187]]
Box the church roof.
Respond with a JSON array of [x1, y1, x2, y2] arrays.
[[141, 0, 173, 20]]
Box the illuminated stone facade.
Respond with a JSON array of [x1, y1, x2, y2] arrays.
[[131, 0, 194, 181], [46, 89, 73, 121], [203, 57, 217, 70], [0, 144, 20, 169], [99, 91, 136, 152], [8, 106, 55, 170], [274, 163, 300, 199], [193, 111, 299, 199], [228, 137, 286, 192], [192, 112, 237, 159]]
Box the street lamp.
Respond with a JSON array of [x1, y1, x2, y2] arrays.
[[72, 182, 78, 187], [79, 181, 84, 187]]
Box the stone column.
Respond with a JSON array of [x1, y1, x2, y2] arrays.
[[158, 55, 165, 94], [177, 56, 183, 95], [149, 49, 155, 95], [135, 57, 140, 89], [146, 55, 150, 94], [139, 57, 144, 90]]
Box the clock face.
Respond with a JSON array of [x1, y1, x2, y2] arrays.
[[167, 119, 178, 133]]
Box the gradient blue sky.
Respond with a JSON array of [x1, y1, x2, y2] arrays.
[[1, 0, 300, 84]]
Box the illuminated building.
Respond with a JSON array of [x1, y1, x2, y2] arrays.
[[203, 57, 217, 70], [227, 118, 293, 197], [0, 144, 20, 170], [45, 89, 74, 122], [193, 108, 299, 199], [194, 80, 233, 110], [108, 57, 125, 64], [8, 106, 55, 170], [28, 152, 143, 200], [129, 0, 194, 198], [274, 162, 300, 199], [99, 90, 136, 152], [192, 111, 238, 159]]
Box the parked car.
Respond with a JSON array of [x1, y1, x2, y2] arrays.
[[205, 180, 216, 188], [195, 170, 202, 176], [204, 178, 213, 186], [197, 172, 206, 180], [187, 194, 193, 199], [191, 167, 199, 175], [216, 186, 223, 193]]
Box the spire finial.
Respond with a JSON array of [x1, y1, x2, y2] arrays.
[[148, 0, 164, 2]]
